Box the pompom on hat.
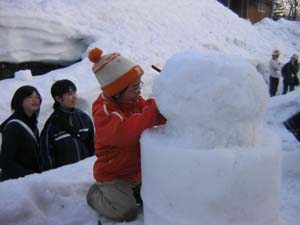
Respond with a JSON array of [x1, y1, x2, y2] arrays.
[[88, 48, 144, 97]]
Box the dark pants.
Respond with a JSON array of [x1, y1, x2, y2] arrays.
[[269, 77, 279, 97], [282, 80, 295, 95], [284, 112, 300, 142], [86, 180, 140, 222]]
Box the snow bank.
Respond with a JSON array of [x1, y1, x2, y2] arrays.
[[0, 157, 96, 225], [14, 69, 32, 81], [0, 15, 87, 63]]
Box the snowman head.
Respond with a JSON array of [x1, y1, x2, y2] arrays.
[[153, 50, 269, 148]]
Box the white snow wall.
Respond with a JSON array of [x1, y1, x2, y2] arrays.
[[141, 136, 281, 225]]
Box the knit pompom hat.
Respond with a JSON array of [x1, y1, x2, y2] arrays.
[[291, 54, 299, 60], [88, 48, 144, 97]]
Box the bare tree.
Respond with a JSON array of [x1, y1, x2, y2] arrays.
[[273, 0, 300, 20], [286, 0, 299, 20]]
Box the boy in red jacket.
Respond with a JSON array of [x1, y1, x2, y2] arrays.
[[86, 48, 166, 222]]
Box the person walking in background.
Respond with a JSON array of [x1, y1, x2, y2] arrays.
[[40, 79, 94, 171], [0, 86, 42, 181], [282, 54, 299, 94], [269, 50, 281, 97], [86, 48, 166, 222]]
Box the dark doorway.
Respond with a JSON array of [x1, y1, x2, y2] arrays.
[[218, 0, 230, 7], [231, 0, 243, 17]]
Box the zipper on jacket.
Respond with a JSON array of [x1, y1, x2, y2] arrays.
[[69, 114, 81, 161], [73, 138, 81, 161]]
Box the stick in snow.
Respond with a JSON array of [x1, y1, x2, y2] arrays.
[[151, 65, 161, 72]]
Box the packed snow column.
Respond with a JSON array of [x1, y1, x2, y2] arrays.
[[141, 50, 282, 225]]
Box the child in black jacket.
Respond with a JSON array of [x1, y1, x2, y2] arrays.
[[0, 86, 42, 181], [40, 79, 94, 171]]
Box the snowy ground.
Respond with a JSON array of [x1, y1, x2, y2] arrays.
[[0, 0, 300, 225]]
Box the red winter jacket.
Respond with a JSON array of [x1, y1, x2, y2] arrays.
[[92, 94, 166, 182]]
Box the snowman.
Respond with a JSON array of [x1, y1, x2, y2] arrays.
[[141, 50, 281, 225]]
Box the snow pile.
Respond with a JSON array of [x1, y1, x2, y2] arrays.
[[0, 15, 88, 63], [141, 51, 282, 225], [254, 18, 300, 91], [0, 157, 96, 225], [0, 0, 297, 69], [14, 69, 32, 81], [255, 18, 300, 61]]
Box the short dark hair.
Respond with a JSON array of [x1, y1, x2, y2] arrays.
[[11, 85, 42, 120], [51, 79, 77, 109]]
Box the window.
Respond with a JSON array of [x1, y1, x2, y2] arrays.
[[257, 0, 266, 13]]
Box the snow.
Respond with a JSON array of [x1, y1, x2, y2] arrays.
[[141, 140, 281, 225], [0, 0, 299, 225], [14, 70, 33, 81]]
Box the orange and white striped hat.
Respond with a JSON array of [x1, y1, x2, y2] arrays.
[[88, 48, 144, 97]]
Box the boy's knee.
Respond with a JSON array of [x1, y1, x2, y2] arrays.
[[97, 201, 138, 222], [120, 205, 138, 222], [106, 198, 138, 221], [86, 183, 99, 208], [86, 183, 139, 222]]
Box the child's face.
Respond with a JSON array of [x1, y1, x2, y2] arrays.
[[56, 89, 78, 109], [119, 78, 143, 102], [22, 91, 41, 116], [292, 58, 298, 64]]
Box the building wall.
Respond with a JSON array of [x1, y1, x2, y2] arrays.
[[248, 1, 272, 23], [217, 0, 273, 23]]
